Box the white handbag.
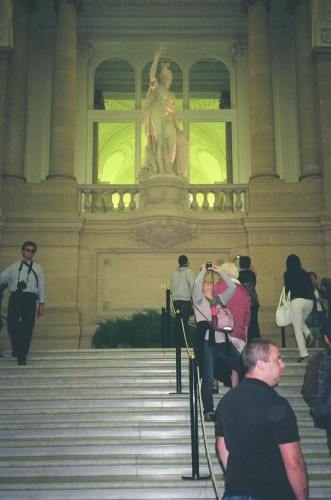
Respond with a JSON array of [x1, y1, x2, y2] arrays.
[[276, 287, 292, 327]]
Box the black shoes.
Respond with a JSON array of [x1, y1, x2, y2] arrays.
[[306, 335, 315, 348], [204, 411, 216, 422], [17, 359, 27, 366], [297, 355, 310, 363]]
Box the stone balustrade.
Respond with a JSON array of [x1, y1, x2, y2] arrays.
[[78, 184, 249, 215]]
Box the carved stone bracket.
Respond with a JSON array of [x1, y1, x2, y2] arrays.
[[130, 174, 197, 247], [132, 215, 197, 248]]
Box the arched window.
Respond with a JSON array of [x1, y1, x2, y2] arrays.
[[188, 58, 232, 184], [93, 59, 136, 184]]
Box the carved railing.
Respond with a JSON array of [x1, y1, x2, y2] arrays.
[[78, 184, 249, 215]]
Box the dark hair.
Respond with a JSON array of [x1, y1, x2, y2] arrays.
[[178, 255, 188, 266], [286, 254, 301, 271], [308, 271, 317, 279], [21, 241, 37, 252], [239, 255, 251, 269], [242, 339, 277, 373]]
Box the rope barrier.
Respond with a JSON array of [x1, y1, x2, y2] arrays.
[[167, 290, 222, 498]]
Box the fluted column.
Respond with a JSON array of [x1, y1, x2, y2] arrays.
[[47, 0, 82, 181], [243, 0, 278, 179], [288, 0, 321, 180], [313, 47, 331, 213], [2, 0, 32, 182], [0, 48, 12, 197]]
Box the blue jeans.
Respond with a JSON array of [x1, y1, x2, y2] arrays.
[[202, 340, 242, 413]]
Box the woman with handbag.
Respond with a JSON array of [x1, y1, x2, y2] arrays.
[[193, 263, 242, 422], [284, 254, 315, 362]]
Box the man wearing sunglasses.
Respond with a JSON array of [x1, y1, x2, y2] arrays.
[[0, 241, 45, 365]]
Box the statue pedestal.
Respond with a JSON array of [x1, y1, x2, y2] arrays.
[[139, 175, 190, 216], [131, 175, 196, 247]]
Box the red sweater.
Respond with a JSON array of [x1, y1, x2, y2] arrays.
[[213, 279, 251, 342]]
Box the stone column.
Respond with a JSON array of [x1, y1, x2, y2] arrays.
[[2, 0, 33, 182], [47, 0, 82, 181], [243, 0, 278, 179], [0, 47, 12, 207], [313, 47, 331, 213], [288, 0, 321, 180]]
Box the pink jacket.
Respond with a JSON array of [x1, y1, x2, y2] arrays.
[[213, 279, 251, 342]]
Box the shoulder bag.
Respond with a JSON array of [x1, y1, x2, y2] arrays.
[[276, 287, 291, 327]]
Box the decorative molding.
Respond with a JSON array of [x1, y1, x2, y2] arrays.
[[321, 28, 331, 44], [231, 41, 247, 61], [35, 18, 290, 36], [132, 216, 197, 247]]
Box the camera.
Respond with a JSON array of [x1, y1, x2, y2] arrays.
[[16, 281, 27, 292], [206, 261, 212, 270]]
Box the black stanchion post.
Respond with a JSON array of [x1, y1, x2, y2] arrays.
[[161, 307, 166, 348], [175, 310, 182, 394], [166, 289, 171, 348], [281, 326, 286, 348], [182, 356, 210, 481]]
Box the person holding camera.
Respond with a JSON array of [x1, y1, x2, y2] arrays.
[[0, 241, 45, 365], [193, 262, 241, 421]]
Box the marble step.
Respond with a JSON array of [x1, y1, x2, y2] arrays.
[[0, 405, 313, 423], [0, 435, 329, 457], [0, 348, 328, 500], [0, 475, 329, 500], [0, 453, 330, 477]]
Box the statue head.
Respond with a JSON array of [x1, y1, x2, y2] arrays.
[[160, 62, 173, 88]]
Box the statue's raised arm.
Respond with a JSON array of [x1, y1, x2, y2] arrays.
[[138, 47, 189, 180], [149, 47, 168, 84]]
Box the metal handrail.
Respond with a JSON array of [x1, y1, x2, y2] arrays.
[[166, 290, 222, 497]]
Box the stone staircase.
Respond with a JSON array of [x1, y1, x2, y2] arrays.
[[0, 348, 330, 499]]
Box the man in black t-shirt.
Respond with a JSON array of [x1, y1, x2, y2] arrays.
[[216, 339, 308, 500]]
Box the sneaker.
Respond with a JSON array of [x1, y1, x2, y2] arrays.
[[204, 411, 216, 422], [306, 335, 315, 348], [297, 355, 310, 363]]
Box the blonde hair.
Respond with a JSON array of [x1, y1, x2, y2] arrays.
[[220, 262, 239, 279]]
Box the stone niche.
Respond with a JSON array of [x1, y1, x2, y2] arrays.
[[130, 174, 197, 248]]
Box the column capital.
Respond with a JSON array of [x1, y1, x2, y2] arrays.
[[53, 0, 83, 13], [286, 0, 305, 15], [241, 0, 271, 14]]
